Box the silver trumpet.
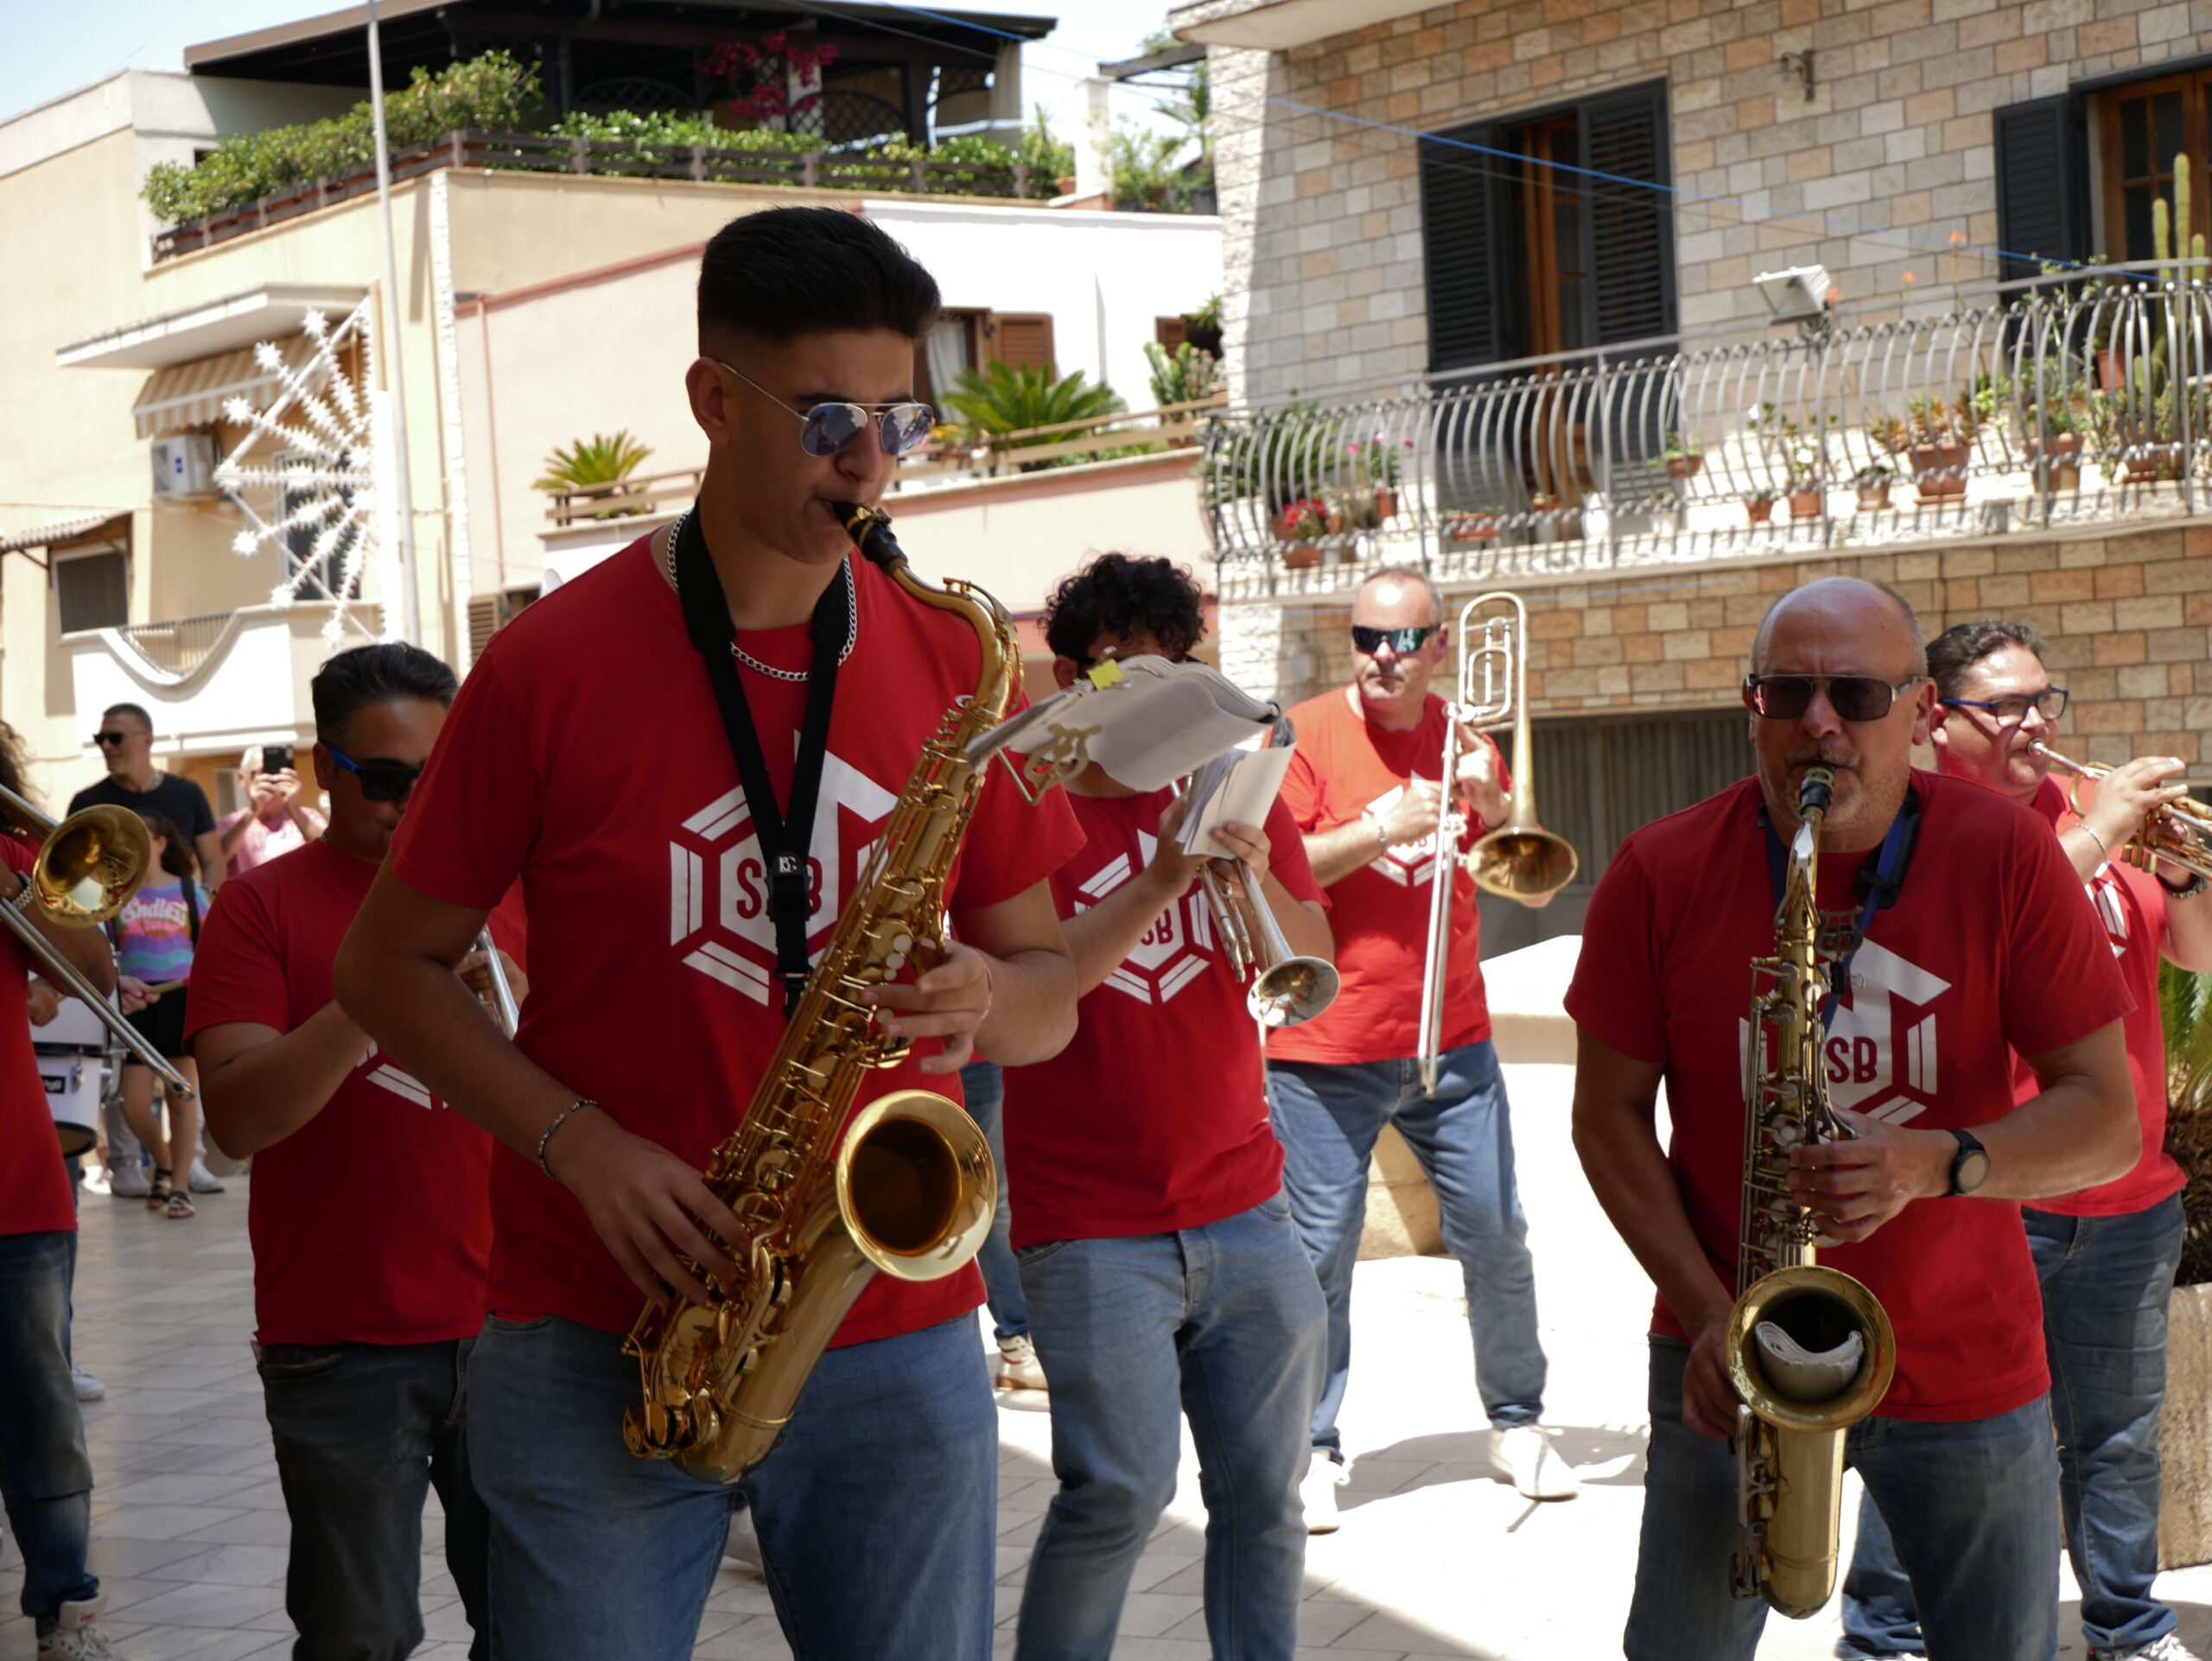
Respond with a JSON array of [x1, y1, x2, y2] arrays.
[[1176, 780, 1339, 1028], [0, 781, 195, 1101], [474, 927, 520, 1036]]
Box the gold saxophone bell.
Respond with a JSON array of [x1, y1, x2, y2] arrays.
[[0, 783, 194, 1104]]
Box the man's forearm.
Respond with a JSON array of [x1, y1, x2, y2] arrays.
[[2163, 875, 2212, 972], [972, 946, 1077, 1066], [199, 1002, 372, 1156], [1258, 871, 1332, 962], [219, 816, 254, 857], [196, 832, 225, 888], [1062, 871, 1179, 994], [1966, 1077, 2139, 1200], [1306, 819, 1385, 888]]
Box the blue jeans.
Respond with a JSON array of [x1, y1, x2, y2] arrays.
[[959, 1059, 1031, 1343], [0, 1230, 97, 1629], [1632, 1338, 2058, 1661], [468, 1312, 997, 1661], [1013, 1193, 1325, 1661], [257, 1338, 492, 1661], [1840, 1194, 2185, 1661], [1268, 1040, 1547, 1456]]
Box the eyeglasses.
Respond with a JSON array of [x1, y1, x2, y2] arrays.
[[1351, 625, 1440, 655], [327, 746, 425, 803], [1939, 687, 2069, 726], [1743, 673, 1929, 722], [91, 730, 139, 748], [715, 360, 936, 458]]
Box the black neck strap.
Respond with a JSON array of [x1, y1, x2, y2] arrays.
[[672, 506, 851, 1015], [1760, 783, 1923, 1030]]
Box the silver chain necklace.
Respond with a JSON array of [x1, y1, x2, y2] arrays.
[[663, 510, 858, 683]]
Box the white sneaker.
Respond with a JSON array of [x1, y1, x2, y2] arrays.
[[70, 1365, 105, 1403], [995, 1334, 1047, 1391], [105, 1161, 150, 1200], [79, 1167, 111, 1197], [37, 1599, 122, 1658], [188, 1158, 226, 1193], [1492, 1424, 1580, 1500], [1300, 1453, 1350, 1534], [2131, 1637, 2206, 1661]]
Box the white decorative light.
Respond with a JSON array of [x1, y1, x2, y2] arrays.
[[214, 302, 385, 647]]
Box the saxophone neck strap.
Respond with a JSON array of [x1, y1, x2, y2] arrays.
[[1759, 783, 1923, 1032], [673, 503, 851, 1017]]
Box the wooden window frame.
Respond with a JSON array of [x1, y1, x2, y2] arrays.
[[2094, 70, 2212, 264], [53, 541, 130, 637]]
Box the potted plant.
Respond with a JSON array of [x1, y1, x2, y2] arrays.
[[1786, 439, 1827, 519], [1664, 431, 1704, 480], [1274, 494, 1337, 567], [1744, 487, 1779, 525], [1344, 434, 1412, 524], [1853, 461, 1894, 511], [1905, 394, 1973, 501], [1444, 506, 1503, 542], [534, 430, 655, 519]]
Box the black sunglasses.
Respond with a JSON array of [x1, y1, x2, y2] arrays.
[[92, 730, 138, 748], [1744, 673, 1928, 723], [327, 745, 425, 803], [1939, 687, 2069, 726], [1351, 625, 1440, 655]]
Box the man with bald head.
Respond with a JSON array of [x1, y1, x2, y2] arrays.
[[1270, 565, 1580, 1528], [1567, 576, 2139, 1659]]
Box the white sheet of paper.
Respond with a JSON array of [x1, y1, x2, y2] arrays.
[[1177, 740, 1295, 852]]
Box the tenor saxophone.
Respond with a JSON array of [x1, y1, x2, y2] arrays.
[[620, 503, 1014, 1484], [1726, 766, 1897, 1617]]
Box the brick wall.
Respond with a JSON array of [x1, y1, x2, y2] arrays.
[[1220, 524, 2212, 767], [1200, 0, 2212, 407]]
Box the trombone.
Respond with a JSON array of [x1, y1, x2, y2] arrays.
[[0, 782, 195, 1100], [1174, 780, 1339, 1027], [2031, 743, 2212, 881], [1415, 593, 1580, 1094]]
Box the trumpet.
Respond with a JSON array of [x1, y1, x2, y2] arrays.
[[2031, 744, 2212, 881], [0, 782, 195, 1101], [1416, 594, 1579, 1094], [474, 927, 520, 1037], [1177, 780, 1339, 1027]]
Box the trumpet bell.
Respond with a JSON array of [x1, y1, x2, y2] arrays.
[[1468, 827, 1579, 901], [35, 805, 152, 925], [1251, 957, 1341, 1028]]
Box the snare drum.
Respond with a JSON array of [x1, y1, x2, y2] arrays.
[[37, 993, 116, 1159]]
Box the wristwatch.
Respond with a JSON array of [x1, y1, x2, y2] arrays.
[[2157, 869, 2209, 900], [1946, 1129, 1991, 1197]]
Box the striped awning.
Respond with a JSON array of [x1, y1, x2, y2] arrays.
[[0, 512, 129, 555], [131, 334, 322, 440]]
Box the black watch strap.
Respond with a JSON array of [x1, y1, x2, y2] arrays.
[[1947, 1128, 1990, 1196]]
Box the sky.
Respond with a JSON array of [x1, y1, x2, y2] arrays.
[[0, 0, 1190, 133]]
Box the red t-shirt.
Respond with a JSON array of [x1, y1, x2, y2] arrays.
[[1000, 788, 1325, 1247], [2019, 776, 2183, 1219], [388, 536, 1084, 1346], [185, 837, 507, 1346], [1269, 687, 1505, 1066], [1, 835, 74, 1238], [1564, 771, 2133, 1422]]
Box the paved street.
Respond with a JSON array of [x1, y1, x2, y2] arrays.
[[10, 1061, 2212, 1658]]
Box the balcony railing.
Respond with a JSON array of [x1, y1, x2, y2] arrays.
[[111, 611, 239, 678], [542, 467, 704, 529], [1202, 267, 2212, 597]]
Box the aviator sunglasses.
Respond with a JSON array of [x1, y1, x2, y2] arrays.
[[715, 360, 935, 458], [1744, 673, 1929, 723], [327, 745, 425, 803], [1351, 624, 1440, 655]]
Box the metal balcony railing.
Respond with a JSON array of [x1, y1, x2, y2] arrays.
[[111, 612, 239, 677], [1202, 265, 2212, 596]]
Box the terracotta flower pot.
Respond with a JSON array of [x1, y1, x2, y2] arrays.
[[1666, 455, 1703, 480], [1374, 486, 1398, 521], [1745, 497, 1777, 524], [1911, 441, 1968, 500], [1447, 512, 1501, 543], [2023, 432, 2080, 493], [1854, 481, 1892, 511], [1280, 539, 1324, 570], [1789, 486, 1825, 520]]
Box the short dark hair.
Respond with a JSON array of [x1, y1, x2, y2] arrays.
[[103, 703, 153, 734], [311, 643, 459, 748], [697, 207, 940, 351], [1927, 620, 2044, 700], [136, 811, 196, 880], [1043, 554, 1207, 666]]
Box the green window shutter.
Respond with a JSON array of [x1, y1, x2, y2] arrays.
[[1581, 82, 1676, 348], [1420, 124, 1499, 372], [1993, 96, 2088, 282]]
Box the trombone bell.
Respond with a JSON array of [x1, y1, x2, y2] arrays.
[[1469, 827, 1580, 900]]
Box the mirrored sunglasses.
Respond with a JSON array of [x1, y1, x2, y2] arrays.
[[1743, 673, 1927, 722], [327, 746, 425, 803], [715, 360, 935, 457], [1351, 625, 1440, 655]]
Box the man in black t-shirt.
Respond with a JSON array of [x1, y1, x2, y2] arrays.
[[70, 703, 222, 893]]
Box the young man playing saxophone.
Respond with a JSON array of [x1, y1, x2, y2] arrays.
[[1839, 620, 2212, 1661], [335, 207, 1083, 1661], [1569, 577, 2137, 1660]]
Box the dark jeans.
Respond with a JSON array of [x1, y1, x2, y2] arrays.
[[958, 1059, 1030, 1343], [258, 1337, 492, 1661], [1840, 1194, 2187, 1661], [0, 1230, 97, 1629]]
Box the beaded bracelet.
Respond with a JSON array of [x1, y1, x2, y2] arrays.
[[535, 1098, 600, 1180]]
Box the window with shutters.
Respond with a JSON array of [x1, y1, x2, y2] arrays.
[[1419, 80, 1675, 372], [54, 542, 129, 636], [984, 312, 1056, 374], [2094, 72, 2212, 263]]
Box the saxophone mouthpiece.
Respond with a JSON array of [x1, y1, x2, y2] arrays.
[[1798, 766, 1836, 818], [828, 501, 901, 570]]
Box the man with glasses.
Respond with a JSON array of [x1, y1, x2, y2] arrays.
[[1838, 620, 2212, 1661], [1568, 577, 2139, 1660], [71, 703, 223, 895], [1268, 564, 1579, 1527], [334, 207, 1083, 1661], [188, 642, 518, 1661]]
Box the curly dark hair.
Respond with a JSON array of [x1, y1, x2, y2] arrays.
[[1042, 553, 1206, 667], [1925, 619, 2044, 700]]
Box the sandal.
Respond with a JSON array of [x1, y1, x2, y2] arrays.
[[146, 1168, 174, 1211], [164, 1189, 195, 1219]]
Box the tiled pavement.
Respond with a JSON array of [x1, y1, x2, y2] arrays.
[[10, 1061, 2212, 1658]]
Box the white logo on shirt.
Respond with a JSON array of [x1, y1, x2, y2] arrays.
[[1738, 939, 1950, 1128], [1363, 782, 1447, 888], [359, 1042, 435, 1110], [1077, 834, 1211, 1005], [2088, 869, 2131, 960], [667, 758, 899, 1005]]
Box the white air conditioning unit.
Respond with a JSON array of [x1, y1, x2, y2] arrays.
[[150, 433, 218, 500]]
